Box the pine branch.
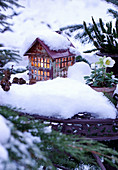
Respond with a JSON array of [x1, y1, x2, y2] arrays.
[[83, 21, 94, 41], [108, 9, 118, 18], [0, 0, 23, 33], [103, 0, 118, 7], [92, 17, 101, 38], [116, 19, 118, 35], [99, 18, 106, 33], [0, 49, 21, 67], [60, 24, 83, 32], [0, 0, 22, 67], [0, 106, 118, 169], [0, 0, 23, 10]]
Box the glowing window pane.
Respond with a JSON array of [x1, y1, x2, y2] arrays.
[[47, 64, 50, 68], [62, 63, 64, 67], [41, 71, 43, 75], [31, 61, 34, 66], [47, 72, 49, 76], [44, 63, 46, 68], [47, 59, 50, 63], [38, 63, 41, 67], [44, 71, 46, 76], [40, 62, 43, 67]]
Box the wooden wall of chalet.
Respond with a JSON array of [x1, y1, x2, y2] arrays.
[[28, 42, 52, 81], [28, 42, 75, 81], [53, 56, 75, 78]]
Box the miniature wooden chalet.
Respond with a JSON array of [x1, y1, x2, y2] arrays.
[[24, 32, 76, 81]]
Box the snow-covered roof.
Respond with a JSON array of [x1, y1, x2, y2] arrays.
[[38, 30, 71, 51], [24, 31, 76, 59]]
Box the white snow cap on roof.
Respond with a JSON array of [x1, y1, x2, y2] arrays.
[[23, 30, 76, 56], [37, 30, 71, 51]]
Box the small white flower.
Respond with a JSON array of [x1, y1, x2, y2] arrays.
[[103, 57, 115, 68]]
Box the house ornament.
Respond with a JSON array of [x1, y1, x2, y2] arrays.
[[24, 31, 77, 82]]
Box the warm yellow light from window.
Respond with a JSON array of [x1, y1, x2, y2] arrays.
[[44, 63, 46, 68], [41, 63, 43, 67], [44, 72, 46, 76], [47, 72, 49, 76], [41, 71, 43, 75], [47, 64, 49, 68], [31, 62, 34, 66], [38, 63, 41, 67]]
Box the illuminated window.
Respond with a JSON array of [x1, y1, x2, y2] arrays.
[[41, 71, 43, 76], [47, 72, 49, 76]]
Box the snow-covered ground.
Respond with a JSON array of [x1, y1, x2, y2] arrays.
[[1, 62, 117, 119], [0, 115, 10, 162]]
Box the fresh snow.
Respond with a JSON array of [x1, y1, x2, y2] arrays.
[[0, 62, 117, 119], [35, 30, 71, 51], [23, 30, 72, 55], [0, 0, 118, 160], [0, 115, 10, 161], [68, 62, 91, 83], [0, 115, 10, 144], [0, 144, 8, 161]]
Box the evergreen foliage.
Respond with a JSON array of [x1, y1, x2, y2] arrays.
[[108, 9, 118, 19], [0, 49, 21, 67], [0, 0, 22, 33], [0, 0, 22, 71], [104, 0, 118, 7], [83, 17, 118, 54], [76, 55, 90, 65], [60, 0, 118, 44], [0, 106, 118, 169], [105, 0, 118, 18]]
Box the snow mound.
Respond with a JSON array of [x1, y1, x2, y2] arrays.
[[0, 115, 10, 144], [0, 77, 116, 119], [68, 62, 91, 83], [0, 115, 10, 161]]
